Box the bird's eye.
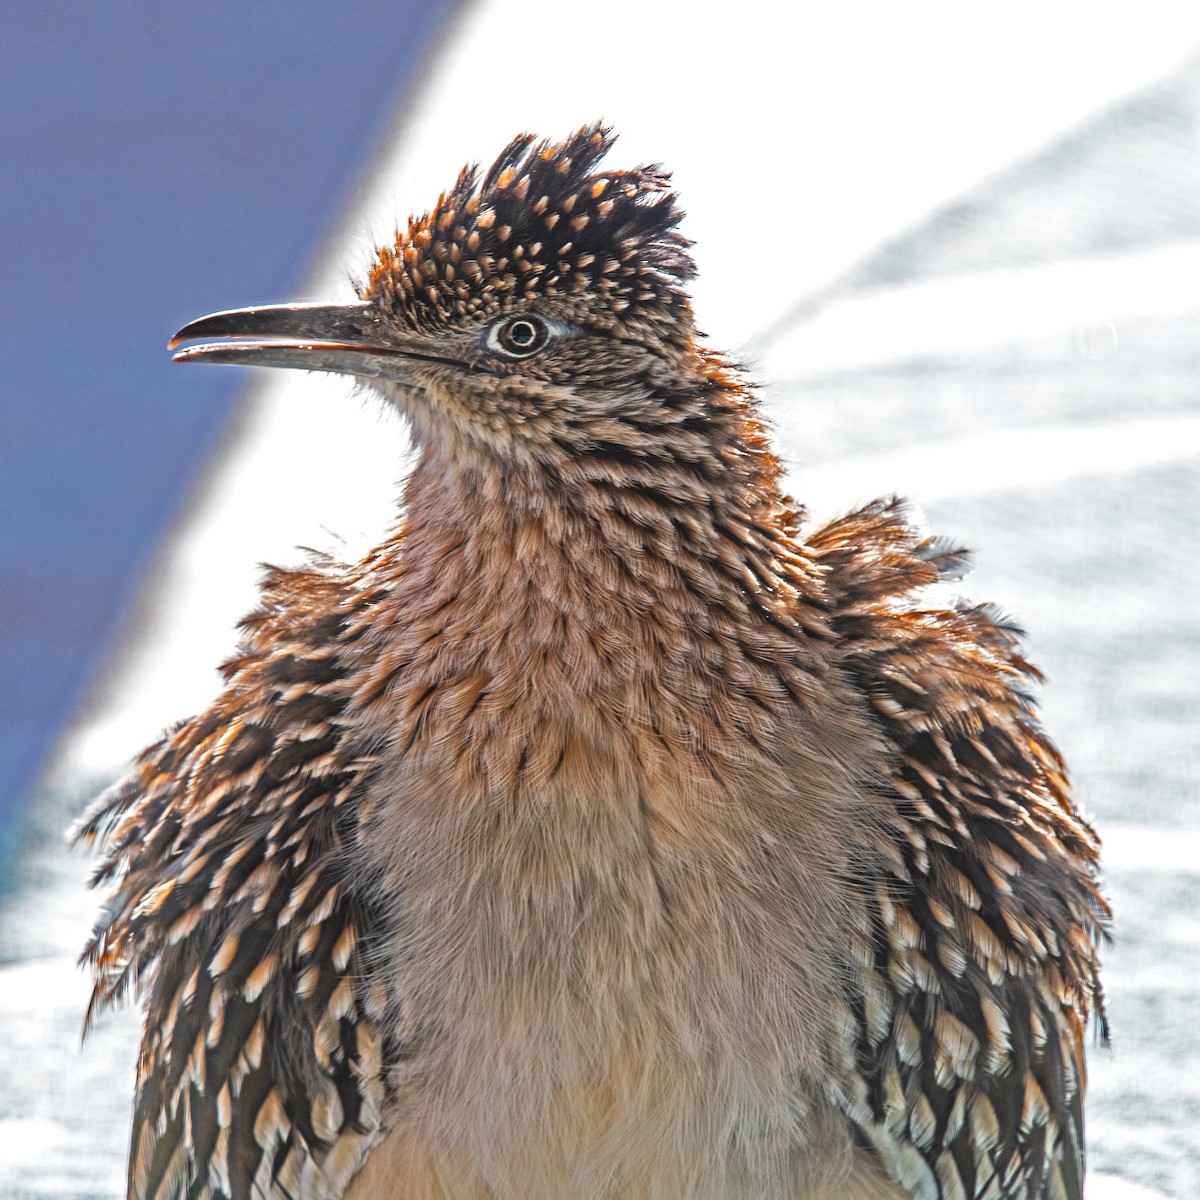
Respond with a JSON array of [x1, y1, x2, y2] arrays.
[[487, 315, 550, 359]]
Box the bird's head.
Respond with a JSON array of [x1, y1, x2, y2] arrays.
[[171, 124, 712, 469]]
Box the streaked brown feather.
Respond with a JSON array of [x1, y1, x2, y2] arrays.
[[78, 564, 391, 1199], [811, 500, 1108, 1200]]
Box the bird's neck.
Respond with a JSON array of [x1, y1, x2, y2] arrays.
[[343, 386, 842, 773]]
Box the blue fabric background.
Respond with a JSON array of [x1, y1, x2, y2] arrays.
[[0, 2, 452, 826]]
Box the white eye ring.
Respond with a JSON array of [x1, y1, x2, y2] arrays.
[[486, 314, 553, 358]]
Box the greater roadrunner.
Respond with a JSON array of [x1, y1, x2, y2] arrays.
[[78, 124, 1109, 1200]]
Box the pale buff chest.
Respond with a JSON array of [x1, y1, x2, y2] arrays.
[[342, 689, 903, 1200]]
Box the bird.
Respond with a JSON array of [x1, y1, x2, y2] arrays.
[[77, 123, 1109, 1200]]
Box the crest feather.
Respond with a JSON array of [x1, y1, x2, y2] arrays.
[[365, 123, 695, 343]]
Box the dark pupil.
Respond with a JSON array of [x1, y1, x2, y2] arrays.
[[507, 320, 537, 349]]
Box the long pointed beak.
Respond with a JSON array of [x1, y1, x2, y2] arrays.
[[168, 301, 426, 383]]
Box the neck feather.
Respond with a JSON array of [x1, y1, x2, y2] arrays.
[[344, 377, 844, 773]]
